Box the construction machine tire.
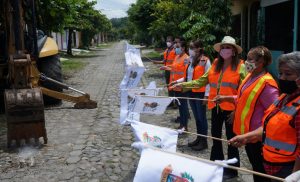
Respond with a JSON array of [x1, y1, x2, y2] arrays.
[[38, 54, 63, 105]]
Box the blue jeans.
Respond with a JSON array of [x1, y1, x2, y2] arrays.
[[174, 91, 189, 127], [188, 91, 208, 135]]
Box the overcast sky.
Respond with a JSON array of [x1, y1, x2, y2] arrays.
[[95, 0, 137, 19]]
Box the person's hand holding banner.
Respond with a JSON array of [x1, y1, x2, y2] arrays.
[[170, 83, 183, 91], [159, 66, 171, 71]]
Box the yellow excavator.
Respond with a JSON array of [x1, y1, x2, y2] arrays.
[[0, 0, 97, 147]]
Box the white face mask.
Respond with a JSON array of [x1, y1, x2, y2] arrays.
[[189, 49, 195, 57], [166, 42, 172, 48], [245, 60, 256, 72]]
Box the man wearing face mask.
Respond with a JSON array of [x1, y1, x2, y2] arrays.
[[154, 36, 176, 72], [229, 52, 300, 179], [154, 36, 176, 100], [215, 46, 279, 182], [171, 36, 247, 179]]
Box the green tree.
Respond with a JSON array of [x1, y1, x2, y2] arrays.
[[37, 0, 111, 54], [148, 0, 190, 47], [111, 17, 132, 40], [127, 0, 233, 54], [127, 0, 157, 45], [37, 0, 75, 34]]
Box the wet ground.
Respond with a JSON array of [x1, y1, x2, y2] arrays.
[[0, 42, 253, 182]]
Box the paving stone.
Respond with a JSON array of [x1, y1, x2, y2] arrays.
[[73, 145, 85, 150], [66, 156, 81, 164], [58, 172, 74, 180], [90, 157, 100, 162], [70, 150, 82, 156], [109, 175, 119, 181], [88, 179, 99, 182]]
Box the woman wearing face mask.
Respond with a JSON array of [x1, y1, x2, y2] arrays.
[[215, 46, 279, 182], [161, 41, 190, 131], [229, 52, 300, 179], [172, 36, 247, 179], [170, 40, 211, 150]]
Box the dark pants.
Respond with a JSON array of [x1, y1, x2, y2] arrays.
[[174, 91, 189, 128], [245, 142, 270, 182], [269, 164, 294, 181], [165, 70, 175, 99], [164, 70, 170, 84], [210, 107, 240, 175], [188, 92, 207, 135]]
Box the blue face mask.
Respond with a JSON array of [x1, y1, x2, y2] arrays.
[[175, 48, 182, 55]]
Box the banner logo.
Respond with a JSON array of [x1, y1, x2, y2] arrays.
[[142, 132, 163, 148], [161, 165, 194, 182], [142, 102, 159, 112]]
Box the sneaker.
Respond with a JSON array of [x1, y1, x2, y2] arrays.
[[223, 169, 238, 180], [170, 116, 181, 123], [177, 126, 188, 132], [222, 173, 238, 180], [188, 137, 200, 147], [191, 139, 208, 151], [188, 113, 191, 119]]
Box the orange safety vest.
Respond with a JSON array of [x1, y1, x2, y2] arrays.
[[233, 73, 278, 135], [262, 94, 300, 164], [163, 48, 176, 66], [169, 54, 189, 91], [190, 56, 209, 93], [207, 59, 243, 110]]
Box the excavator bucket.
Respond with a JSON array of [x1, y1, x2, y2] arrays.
[[74, 99, 98, 109], [5, 88, 47, 147]]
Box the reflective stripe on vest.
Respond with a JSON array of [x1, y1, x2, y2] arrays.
[[281, 99, 300, 116], [210, 83, 217, 88], [264, 137, 296, 153], [171, 71, 184, 75], [240, 75, 273, 134], [221, 82, 239, 89], [211, 82, 237, 89], [273, 99, 280, 106]]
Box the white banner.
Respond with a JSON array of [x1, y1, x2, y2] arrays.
[[119, 42, 144, 124], [120, 89, 159, 125], [131, 96, 173, 115], [120, 89, 129, 125], [119, 49, 145, 89], [131, 121, 178, 152], [134, 148, 223, 182], [125, 42, 141, 56], [127, 88, 159, 98], [126, 112, 140, 123], [146, 81, 157, 89]]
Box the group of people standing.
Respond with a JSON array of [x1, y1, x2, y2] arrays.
[[154, 35, 300, 181]]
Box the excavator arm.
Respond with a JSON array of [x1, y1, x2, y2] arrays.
[[39, 75, 97, 109]]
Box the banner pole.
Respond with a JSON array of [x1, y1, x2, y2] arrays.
[[139, 95, 213, 102]]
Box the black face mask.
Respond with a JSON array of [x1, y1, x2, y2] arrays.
[[278, 79, 298, 94]]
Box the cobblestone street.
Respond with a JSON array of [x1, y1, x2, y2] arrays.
[[0, 42, 253, 182]]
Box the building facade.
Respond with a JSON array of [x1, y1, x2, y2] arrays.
[[231, 0, 299, 77]]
